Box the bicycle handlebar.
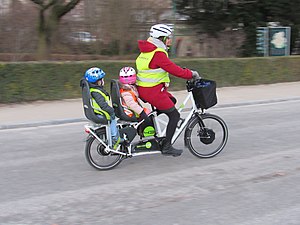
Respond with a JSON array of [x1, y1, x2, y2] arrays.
[[186, 78, 202, 92]]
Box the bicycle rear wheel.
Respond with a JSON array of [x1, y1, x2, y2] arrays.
[[85, 128, 123, 170], [184, 113, 228, 158]]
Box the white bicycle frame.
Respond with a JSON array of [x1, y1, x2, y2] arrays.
[[151, 90, 199, 144], [84, 90, 200, 156]]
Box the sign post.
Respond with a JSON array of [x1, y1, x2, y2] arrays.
[[269, 27, 291, 56], [256, 26, 291, 57], [256, 27, 269, 57]]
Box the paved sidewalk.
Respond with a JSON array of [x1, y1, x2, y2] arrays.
[[1, 81, 300, 129]]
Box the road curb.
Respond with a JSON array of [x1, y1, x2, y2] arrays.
[[0, 118, 87, 130], [215, 97, 300, 109], [1, 97, 300, 130]]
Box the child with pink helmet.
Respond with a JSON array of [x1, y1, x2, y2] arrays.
[[118, 66, 151, 121]]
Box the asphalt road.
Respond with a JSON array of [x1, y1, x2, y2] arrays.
[[0, 99, 300, 225]]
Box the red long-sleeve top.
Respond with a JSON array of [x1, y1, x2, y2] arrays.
[[137, 40, 193, 79]]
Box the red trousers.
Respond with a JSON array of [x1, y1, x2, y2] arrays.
[[137, 83, 176, 111]]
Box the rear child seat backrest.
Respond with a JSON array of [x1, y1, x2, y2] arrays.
[[110, 79, 139, 122], [80, 78, 108, 124]]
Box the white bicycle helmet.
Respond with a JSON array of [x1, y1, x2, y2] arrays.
[[150, 24, 172, 38]]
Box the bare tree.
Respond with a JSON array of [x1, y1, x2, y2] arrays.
[[98, 0, 136, 55], [30, 0, 81, 59], [99, 0, 170, 56], [0, 1, 37, 61]]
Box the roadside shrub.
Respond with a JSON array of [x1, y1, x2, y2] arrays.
[[0, 56, 299, 103]]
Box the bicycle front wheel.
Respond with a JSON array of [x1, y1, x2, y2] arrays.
[[184, 113, 228, 158], [85, 128, 123, 170]]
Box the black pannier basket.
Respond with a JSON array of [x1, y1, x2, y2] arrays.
[[187, 79, 217, 109]]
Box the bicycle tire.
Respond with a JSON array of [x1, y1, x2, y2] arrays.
[[85, 128, 123, 170], [184, 113, 228, 158]]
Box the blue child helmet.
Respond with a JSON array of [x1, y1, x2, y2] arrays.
[[84, 67, 106, 83]]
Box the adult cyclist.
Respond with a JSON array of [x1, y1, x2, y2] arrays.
[[135, 24, 200, 157]]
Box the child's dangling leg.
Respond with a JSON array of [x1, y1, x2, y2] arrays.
[[110, 118, 123, 149]]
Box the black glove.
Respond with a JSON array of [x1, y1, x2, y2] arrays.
[[140, 110, 151, 124]]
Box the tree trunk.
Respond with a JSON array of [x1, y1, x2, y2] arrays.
[[37, 9, 49, 60], [32, 0, 81, 60]]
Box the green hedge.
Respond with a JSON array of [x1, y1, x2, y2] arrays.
[[170, 56, 300, 90], [0, 56, 299, 103]]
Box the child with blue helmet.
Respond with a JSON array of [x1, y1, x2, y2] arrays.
[[84, 67, 121, 149]]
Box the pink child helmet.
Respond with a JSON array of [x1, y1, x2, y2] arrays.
[[119, 67, 137, 84]]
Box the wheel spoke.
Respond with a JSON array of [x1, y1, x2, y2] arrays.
[[185, 114, 228, 158], [85, 129, 123, 170]]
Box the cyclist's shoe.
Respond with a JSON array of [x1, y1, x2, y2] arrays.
[[161, 140, 182, 157], [112, 137, 124, 150]]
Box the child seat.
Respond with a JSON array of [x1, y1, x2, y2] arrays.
[[110, 79, 139, 122], [80, 78, 108, 124]]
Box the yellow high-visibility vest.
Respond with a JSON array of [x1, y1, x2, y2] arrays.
[[136, 48, 170, 87], [90, 88, 111, 120]]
